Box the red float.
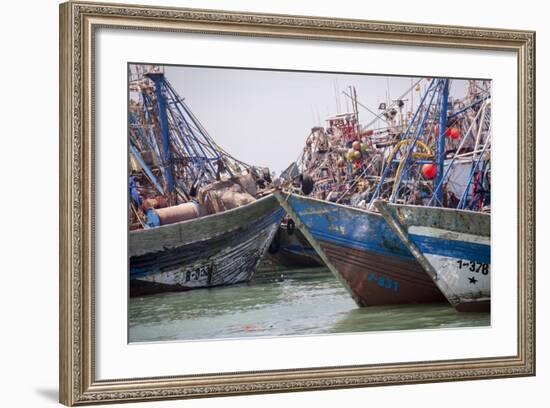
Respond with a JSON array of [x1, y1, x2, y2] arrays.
[[433, 124, 451, 136], [449, 127, 461, 139], [434, 124, 460, 138], [422, 163, 437, 179]]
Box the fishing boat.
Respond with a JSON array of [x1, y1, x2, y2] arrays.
[[274, 192, 446, 306], [128, 66, 283, 296], [375, 202, 490, 312], [266, 219, 323, 268], [130, 194, 284, 296], [275, 78, 491, 307]]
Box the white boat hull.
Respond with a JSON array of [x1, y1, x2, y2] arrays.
[[376, 202, 490, 312]]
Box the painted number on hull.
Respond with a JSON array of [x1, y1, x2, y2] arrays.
[[456, 260, 489, 275], [185, 265, 211, 282], [368, 273, 399, 292]]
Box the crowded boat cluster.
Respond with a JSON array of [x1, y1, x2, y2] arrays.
[[128, 65, 491, 313]]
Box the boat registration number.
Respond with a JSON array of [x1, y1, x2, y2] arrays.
[[184, 265, 211, 282], [367, 272, 399, 292], [456, 260, 490, 275]]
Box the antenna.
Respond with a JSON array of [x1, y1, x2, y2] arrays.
[[334, 78, 341, 114]]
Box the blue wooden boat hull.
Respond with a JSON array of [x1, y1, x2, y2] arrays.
[[275, 192, 446, 306]]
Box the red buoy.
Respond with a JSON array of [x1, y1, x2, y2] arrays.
[[434, 124, 457, 138], [422, 163, 437, 179], [449, 127, 461, 139]]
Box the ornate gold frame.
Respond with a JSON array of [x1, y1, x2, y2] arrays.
[[59, 1, 536, 405]]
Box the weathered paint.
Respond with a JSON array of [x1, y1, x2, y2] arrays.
[[318, 240, 446, 306], [130, 194, 284, 296], [376, 202, 490, 312], [275, 192, 446, 306]]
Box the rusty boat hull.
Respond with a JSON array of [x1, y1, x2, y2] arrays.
[[275, 192, 446, 307], [129, 194, 285, 297], [376, 202, 491, 312]]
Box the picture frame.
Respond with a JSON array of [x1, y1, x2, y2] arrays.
[[59, 1, 536, 405]]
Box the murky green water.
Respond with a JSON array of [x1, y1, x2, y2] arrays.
[[128, 267, 490, 343]]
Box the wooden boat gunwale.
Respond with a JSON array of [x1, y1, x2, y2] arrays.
[[129, 194, 281, 257]]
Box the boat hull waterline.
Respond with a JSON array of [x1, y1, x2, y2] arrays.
[[375, 202, 490, 312], [129, 194, 285, 296], [274, 192, 446, 307]]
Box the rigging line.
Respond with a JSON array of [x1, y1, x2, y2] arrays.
[[342, 90, 378, 118], [364, 78, 425, 129]]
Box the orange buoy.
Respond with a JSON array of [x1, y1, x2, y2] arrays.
[[422, 163, 437, 179]]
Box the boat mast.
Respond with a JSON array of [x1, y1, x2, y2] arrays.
[[146, 72, 175, 194], [435, 79, 449, 206]]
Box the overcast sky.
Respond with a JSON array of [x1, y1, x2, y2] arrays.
[[158, 65, 471, 175]]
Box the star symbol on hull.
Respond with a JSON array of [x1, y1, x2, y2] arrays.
[[468, 276, 478, 284]]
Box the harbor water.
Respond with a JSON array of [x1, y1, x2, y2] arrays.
[[129, 267, 490, 343]]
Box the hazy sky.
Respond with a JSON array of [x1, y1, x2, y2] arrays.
[[161, 65, 470, 175]]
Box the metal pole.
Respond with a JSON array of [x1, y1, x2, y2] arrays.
[[129, 144, 164, 195], [457, 135, 491, 209], [428, 100, 489, 206], [389, 80, 440, 203], [435, 79, 449, 206], [146, 72, 175, 193], [367, 79, 436, 209], [447, 95, 490, 119]]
